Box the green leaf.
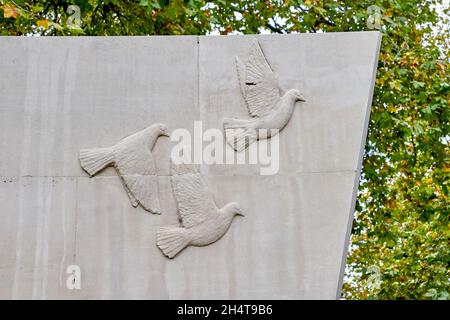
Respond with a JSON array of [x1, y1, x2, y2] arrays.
[[413, 81, 425, 89]]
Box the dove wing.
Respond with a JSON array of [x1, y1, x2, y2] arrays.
[[171, 163, 219, 229], [115, 143, 160, 213], [236, 39, 280, 118]]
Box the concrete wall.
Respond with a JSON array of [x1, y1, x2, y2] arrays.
[[0, 33, 381, 299]]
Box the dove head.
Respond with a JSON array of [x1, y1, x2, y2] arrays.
[[287, 89, 306, 103], [155, 123, 170, 137], [223, 202, 244, 218]]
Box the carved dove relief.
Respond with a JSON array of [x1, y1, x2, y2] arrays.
[[156, 162, 244, 259], [79, 123, 169, 214], [223, 38, 306, 152]]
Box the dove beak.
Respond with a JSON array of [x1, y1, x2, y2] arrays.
[[236, 209, 245, 217], [161, 129, 170, 137], [297, 95, 306, 102]]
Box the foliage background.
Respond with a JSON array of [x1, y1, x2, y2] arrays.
[[1, 0, 448, 299]]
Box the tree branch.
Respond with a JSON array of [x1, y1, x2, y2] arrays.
[[265, 22, 284, 34]]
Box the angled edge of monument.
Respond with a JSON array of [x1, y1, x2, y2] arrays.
[[335, 31, 382, 299]]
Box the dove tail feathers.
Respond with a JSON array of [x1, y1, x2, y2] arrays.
[[223, 118, 257, 152], [79, 147, 114, 176], [156, 226, 190, 259]]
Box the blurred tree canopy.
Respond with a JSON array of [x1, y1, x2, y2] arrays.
[[1, 0, 448, 300]]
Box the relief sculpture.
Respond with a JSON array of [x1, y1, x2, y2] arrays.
[[78, 39, 299, 258], [156, 162, 244, 258], [223, 39, 306, 152], [79, 123, 169, 214]]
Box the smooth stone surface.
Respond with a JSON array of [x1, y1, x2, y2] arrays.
[[0, 33, 380, 299], [199, 33, 380, 176], [0, 36, 198, 178]]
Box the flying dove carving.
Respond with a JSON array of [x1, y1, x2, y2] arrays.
[[78, 123, 169, 214], [156, 162, 244, 259], [223, 38, 306, 152]]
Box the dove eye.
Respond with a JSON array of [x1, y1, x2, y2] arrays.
[[245, 82, 256, 86]]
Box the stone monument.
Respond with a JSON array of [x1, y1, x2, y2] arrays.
[[0, 32, 381, 299]]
